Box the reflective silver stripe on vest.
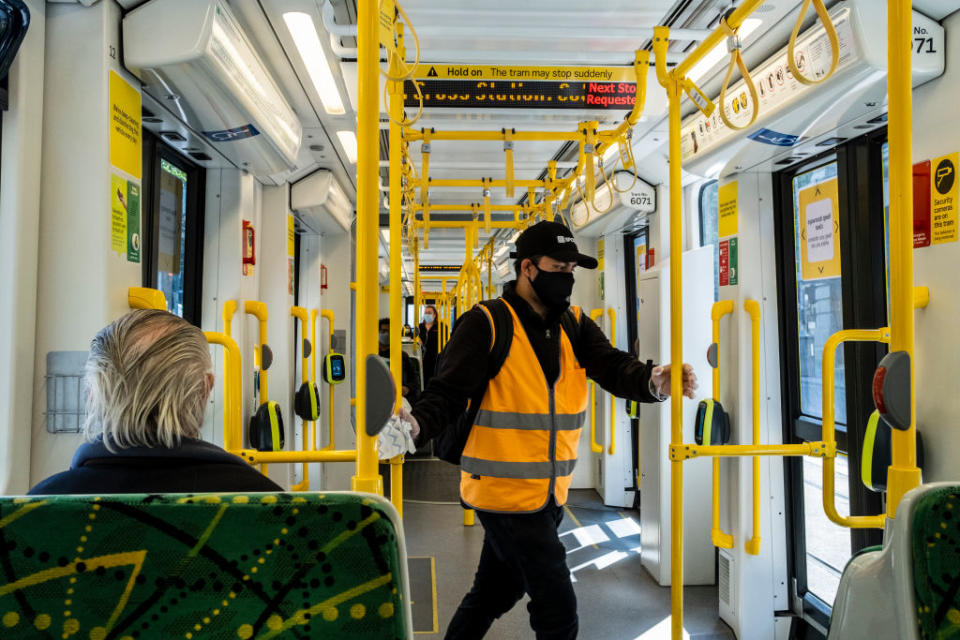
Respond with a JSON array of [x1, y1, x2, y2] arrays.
[[474, 409, 586, 431], [461, 457, 578, 479]]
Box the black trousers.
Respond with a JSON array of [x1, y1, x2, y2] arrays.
[[444, 498, 578, 639]]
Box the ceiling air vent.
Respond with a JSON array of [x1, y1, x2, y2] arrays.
[[189, 151, 212, 162]]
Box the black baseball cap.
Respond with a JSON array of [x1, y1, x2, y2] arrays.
[[511, 220, 598, 269]]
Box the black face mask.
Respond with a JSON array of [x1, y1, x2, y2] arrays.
[[530, 268, 574, 312]]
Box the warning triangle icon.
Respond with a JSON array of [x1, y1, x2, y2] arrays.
[[427, 66, 438, 77]]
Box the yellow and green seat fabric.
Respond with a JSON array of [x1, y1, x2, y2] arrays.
[[912, 486, 960, 639], [0, 492, 412, 639]]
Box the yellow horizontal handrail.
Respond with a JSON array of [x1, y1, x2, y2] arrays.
[[235, 449, 357, 465], [822, 328, 890, 529], [670, 441, 827, 460], [710, 300, 735, 549]]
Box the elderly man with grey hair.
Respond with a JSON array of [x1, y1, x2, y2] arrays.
[[30, 309, 281, 494]]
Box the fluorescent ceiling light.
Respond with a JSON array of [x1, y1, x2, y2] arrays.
[[283, 11, 346, 115], [336, 130, 358, 164], [687, 18, 763, 83]]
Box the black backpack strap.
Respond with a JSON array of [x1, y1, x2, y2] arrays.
[[476, 298, 513, 379]]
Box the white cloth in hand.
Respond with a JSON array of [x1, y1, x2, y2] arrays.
[[379, 398, 418, 460]]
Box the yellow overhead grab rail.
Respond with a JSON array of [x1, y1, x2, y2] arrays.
[[787, 0, 840, 85], [709, 300, 735, 549]]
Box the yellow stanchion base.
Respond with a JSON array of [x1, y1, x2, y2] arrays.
[[352, 475, 384, 495], [463, 509, 475, 526]]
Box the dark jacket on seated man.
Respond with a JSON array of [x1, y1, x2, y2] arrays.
[[29, 437, 281, 495]]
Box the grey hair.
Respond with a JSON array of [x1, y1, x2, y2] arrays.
[[83, 309, 213, 451]]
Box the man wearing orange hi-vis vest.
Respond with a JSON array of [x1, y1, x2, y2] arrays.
[[400, 221, 697, 639]]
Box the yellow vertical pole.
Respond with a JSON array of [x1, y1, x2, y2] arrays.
[[744, 300, 762, 555], [309, 309, 318, 451], [885, 0, 920, 519], [222, 301, 238, 451], [352, 0, 382, 495], [607, 307, 617, 456], [388, 22, 405, 517], [321, 309, 336, 451], [413, 237, 421, 328], [291, 306, 311, 490], [653, 25, 684, 638]]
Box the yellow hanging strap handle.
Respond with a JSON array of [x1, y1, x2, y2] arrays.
[[588, 308, 604, 454], [607, 307, 617, 456], [710, 301, 735, 549], [503, 128, 515, 199], [582, 122, 598, 205], [717, 16, 760, 132], [787, 0, 840, 86], [482, 179, 492, 233]]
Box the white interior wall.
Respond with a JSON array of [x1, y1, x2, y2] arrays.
[[294, 234, 323, 489], [569, 236, 599, 490], [0, 0, 45, 494], [30, 1, 141, 487], [321, 230, 356, 490], [257, 186, 296, 487], [714, 172, 788, 639], [201, 169, 262, 448], [909, 8, 960, 484]]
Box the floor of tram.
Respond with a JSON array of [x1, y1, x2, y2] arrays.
[[401, 476, 735, 639]]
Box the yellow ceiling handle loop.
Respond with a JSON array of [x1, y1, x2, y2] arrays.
[[582, 122, 598, 206], [612, 134, 640, 195], [787, 0, 840, 86], [503, 128, 515, 199], [718, 20, 759, 132], [592, 156, 616, 214]]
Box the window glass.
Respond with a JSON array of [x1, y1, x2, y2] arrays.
[[699, 180, 719, 301], [792, 162, 845, 424], [156, 158, 188, 317], [803, 454, 851, 605]]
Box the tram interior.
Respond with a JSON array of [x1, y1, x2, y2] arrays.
[[2, 0, 960, 638]]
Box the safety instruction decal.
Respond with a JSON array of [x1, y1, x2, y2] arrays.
[[718, 181, 738, 238], [914, 160, 931, 248], [412, 64, 636, 83], [931, 152, 959, 245], [798, 178, 841, 280], [111, 174, 140, 262], [719, 237, 738, 287], [109, 71, 142, 180]]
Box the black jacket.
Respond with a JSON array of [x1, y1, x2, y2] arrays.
[[417, 321, 439, 383], [28, 437, 283, 495], [378, 347, 422, 404], [411, 281, 660, 445]]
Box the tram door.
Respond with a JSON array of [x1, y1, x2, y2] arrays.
[[774, 133, 889, 634], [624, 226, 650, 508]]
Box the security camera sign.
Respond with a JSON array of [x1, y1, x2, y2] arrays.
[[931, 152, 959, 245]]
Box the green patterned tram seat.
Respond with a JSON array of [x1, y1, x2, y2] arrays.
[[828, 483, 960, 640], [0, 492, 412, 639]]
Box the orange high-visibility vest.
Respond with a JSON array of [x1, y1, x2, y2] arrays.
[[460, 300, 587, 513]]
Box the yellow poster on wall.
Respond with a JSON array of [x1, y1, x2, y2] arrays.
[[718, 181, 738, 238], [931, 152, 959, 245], [288, 214, 296, 257], [109, 70, 142, 180], [110, 174, 128, 256], [798, 178, 841, 280]]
